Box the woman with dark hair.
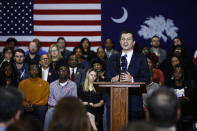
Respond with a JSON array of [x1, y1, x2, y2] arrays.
[[167, 65, 196, 116], [96, 47, 107, 63], [0, 47, 14, 71], [78, 68, 104, 131], [79, 38, 96, 62], [91, 58, 106, 81], [146, 53, 164, 85], [73, 46, 90, 71], [49, 97, 92, 131], [0, 63, 18, 88]]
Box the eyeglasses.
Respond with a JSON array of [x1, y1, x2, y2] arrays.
[[41, 58, 49, 61]]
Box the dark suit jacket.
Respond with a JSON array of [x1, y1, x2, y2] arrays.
[[72, 67, 86, 88], [41, 67, 58, 84], [106, 51, 150, 112]]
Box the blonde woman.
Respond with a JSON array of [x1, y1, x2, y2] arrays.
[[48, 44, 66, 70], [78, 68, 104, 131]]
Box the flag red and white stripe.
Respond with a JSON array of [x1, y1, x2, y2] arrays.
[[0, 0, 102, 52]]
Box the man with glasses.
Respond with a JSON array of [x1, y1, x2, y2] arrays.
[[25, 41, 40, 65], [44, 65, 77, 131], [13, 49, 29, 82], [150, 36, 167, 64], [40, 54, 58, 84]]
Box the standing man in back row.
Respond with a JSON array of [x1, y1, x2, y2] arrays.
[[106, 31, 150, 129]]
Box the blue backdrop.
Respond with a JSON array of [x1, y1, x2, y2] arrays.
[[101, 0, 197, 58]]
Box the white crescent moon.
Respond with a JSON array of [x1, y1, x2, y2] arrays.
[[111, 7, 128, 23]]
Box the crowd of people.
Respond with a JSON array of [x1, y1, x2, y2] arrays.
[[0, 31, 197, 131]]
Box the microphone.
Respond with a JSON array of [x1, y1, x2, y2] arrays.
[[121, 56, 126, 73]]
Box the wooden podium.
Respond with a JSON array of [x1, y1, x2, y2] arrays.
[[94, 82, 146, 131]]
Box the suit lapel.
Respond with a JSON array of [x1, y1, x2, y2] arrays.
[[128, 52, 137, 71]]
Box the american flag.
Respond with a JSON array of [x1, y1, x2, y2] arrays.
[[0, 0, 101, 52]]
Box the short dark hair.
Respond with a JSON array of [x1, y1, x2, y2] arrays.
[[146, 87, 180, 127], [120, 30, 135, 41], [57, 37, 66, 43], [49, 97, 90, 131], [6, 38, 18, 45], [3, 47, 14, 54], [0, 88, 23, 122], [121, 121, 155, 131], [14, 48, 25, 56]]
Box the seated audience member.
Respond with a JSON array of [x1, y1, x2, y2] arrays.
[[68, 54, 86, 88], [49, 97, 91, 131], [6, 37, 18, 50], [73, 46, 90, 72], [78, 68, 104, 131], [79, 38, 96, 62], [91, 58, 106, 81], [0, 88, 23, 131], [48, 44, 66, 71], [167, 65, 196, 116], [13, 49, 29, 82], [0, 64, 18, 88], [25, 38, 47, 56], [7, 117, 43, 131], [0, 38, 17, 61], [0, 47, 14, 71], [18, 63, 49, 123], [141, 46, 150, 56], [121, 121, 155, 131], [160, 56, 182, 84], [48, 64, 77, 107], [193, 50, 197, 64], [25, 41, 40, 65], [150, 36, 167, 65], [56, 37, 72, 60], [96, 47, 107, 63], [40, 54, 58, 84], [44, 64, 77, 131], [145, 88, 180, 131], [146, 53, 164, 85], [173, 37, 184, 46], [104, 38, 119, 59]]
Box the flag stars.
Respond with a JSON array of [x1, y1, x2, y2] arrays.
[[7, 2, 10, 5], [7, 31, 10, 34], [26, 13, 29, 16], [3, 13, 6, 16], [22, 31, 24, 34], [11, 28, 14, 30], [11, 6, 13, 9], [22, 16, 24, 19], [22, 2, 24, 5], [7, 10, 10, 12], [7, 24, 10, 26], [18, 27, 21, 30], [3, 28, 6, 30], [29, 31, 32, 33], [15, 2, 17, 5], [3, 20, 6, 23], [14, 31, 18, 34], [14, 16, 17, 19], [3, 6, 6, 9], [11, 13, 13, 16], [22, 9, 24, 12], [15, 24, 17, 26], [14, 9, 17, 12], [25, 6, 28, 8], [26, 27, 28, 30], [18, 6, 21, 9], [29, 2, 32, 5], [11, 20, 13, 23]]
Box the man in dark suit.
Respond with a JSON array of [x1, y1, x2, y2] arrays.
[[68, 54, 86, 88], [40, 54, 58, 84], [105, 31, 150, 127]]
